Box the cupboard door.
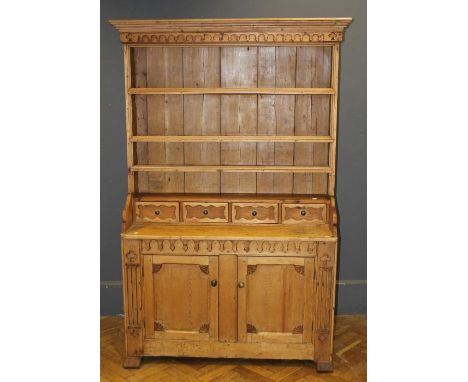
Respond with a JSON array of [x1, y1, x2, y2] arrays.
[[143, 255, 218, 341], [238, 257, 314, 344]]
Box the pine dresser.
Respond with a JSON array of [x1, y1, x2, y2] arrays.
[[110, 17, 352, 372]]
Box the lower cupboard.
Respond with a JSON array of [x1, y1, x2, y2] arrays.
[[121, 239, 337, 371]]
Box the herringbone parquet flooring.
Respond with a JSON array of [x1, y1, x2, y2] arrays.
[[101, 315, 366, 381]]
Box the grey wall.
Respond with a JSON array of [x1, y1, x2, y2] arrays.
[[101, 0, 366, 315]]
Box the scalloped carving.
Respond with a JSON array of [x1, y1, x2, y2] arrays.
[[247, 265, 257, 275], [246, 323, 258, 334], [152, 264, 163, 273], [199, 265, 209, 275], [120, 31, 342, 44], [199, 323, 210, 333], [292, 325, 303, 334], [154, 321, 165, 331], [294, 265, 305, 275]]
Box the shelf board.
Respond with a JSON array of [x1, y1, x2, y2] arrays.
[[131, 135, 334, 143], [128, 87, 335, 95], [131, 165, 333, 173]]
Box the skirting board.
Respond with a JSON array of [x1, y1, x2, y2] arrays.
[[100, 280, 366, 315]]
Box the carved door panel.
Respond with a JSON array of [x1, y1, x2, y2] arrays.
[[143, 255, 218, 341], [237, 257, 314, 344]]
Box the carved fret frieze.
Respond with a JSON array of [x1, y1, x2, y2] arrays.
[[142, 239, 317, 256], [120, 31, 343, 44]]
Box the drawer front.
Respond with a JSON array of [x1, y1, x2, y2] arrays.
[[282, 204, 328, 224], [183, 202, 228, 223], [135, 202, 179, 223], [232, 203, 278, 224]]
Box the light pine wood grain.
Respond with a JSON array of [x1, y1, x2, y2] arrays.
[[183, 47, 221, 193], [146, 47, 184, 192], [220, 46, 258, 193], [113, 18, 351, 372]]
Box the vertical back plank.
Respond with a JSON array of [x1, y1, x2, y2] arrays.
[[221, 47, 257, 193], [294, 46, 331, 194], [146, 47, 185, 192], [273, 47, 296, 193], [183, 47, 221, 193], [257, 47, 276, 193], [293, 47, 314, 194], [133, 48, 149, 192], [312, 46, 332, 194]]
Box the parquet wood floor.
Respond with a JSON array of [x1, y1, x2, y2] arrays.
[[101, 315, 366, 381]]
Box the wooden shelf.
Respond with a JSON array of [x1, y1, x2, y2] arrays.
[[122, 223, 336, 241], [131, 165, 333, 173], [128, 87, 335, 95], [131, 135, 334, 143]]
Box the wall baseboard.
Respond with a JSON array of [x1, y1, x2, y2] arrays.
[[100, 280, 366, 315]]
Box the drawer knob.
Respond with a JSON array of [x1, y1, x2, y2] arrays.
[[251, 210, 257, 217], [155, 209, 161, 215], [203, 209, 209, 215], [301, 210, 306, 216], [238, 281, 245, 288], [210, 279, 217, 287]]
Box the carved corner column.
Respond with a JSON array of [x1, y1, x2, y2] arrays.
[[122, 239, 143, 368], [314, 241, 338, 372]]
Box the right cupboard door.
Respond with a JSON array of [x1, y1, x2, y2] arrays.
[[237, 256, 315, 344]]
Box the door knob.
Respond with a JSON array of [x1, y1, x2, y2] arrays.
[[203, 209, 209, 215], [210, 279, 218, 287], [238, 281, 245, 288]]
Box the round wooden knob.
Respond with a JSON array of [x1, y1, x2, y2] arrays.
[[238, 281, 245, 288], [203, 209, 209, 215], [155, 209, 161, 215], [210, 279, 217, 287], [301, 210, 306, 216], [251, 210, 257, 217]]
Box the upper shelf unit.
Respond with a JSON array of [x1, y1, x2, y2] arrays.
[[111, 19, 352, 196]]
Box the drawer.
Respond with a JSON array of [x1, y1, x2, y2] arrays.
[[282, 203, 328, 224], [232, 203, 278, 224], [135, 202, 179, 223], [183, 202, 228, 223]]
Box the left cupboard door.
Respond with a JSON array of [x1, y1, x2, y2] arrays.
[[143, 255, 219, 341]]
